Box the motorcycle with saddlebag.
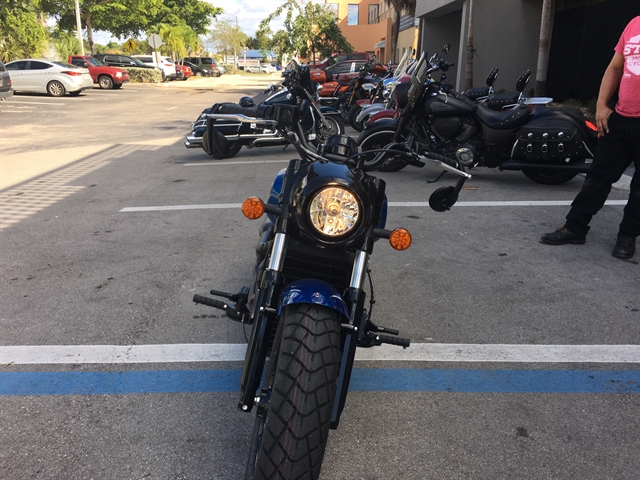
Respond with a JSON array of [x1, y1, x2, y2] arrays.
[[192, 100, 470, 479], [184, 65, 344, 159]]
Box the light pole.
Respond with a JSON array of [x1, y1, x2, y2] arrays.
[[228, 14, 238, 74]]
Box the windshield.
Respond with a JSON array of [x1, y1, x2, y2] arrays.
[[131, 57, 147, 66], [53, 61, 79, 68], [86, 57, 102, 66]]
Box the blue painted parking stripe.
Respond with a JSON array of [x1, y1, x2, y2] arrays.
[[1, 369, 638, 396]]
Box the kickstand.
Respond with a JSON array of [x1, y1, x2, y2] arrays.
[[426, 170, 447, 184]]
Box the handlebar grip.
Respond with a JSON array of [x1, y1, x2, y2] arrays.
[[193, 294, 227, 310], [423, 151, 460, 170], [377, 334, 411, 348]]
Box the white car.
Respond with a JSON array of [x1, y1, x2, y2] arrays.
[[245, 64, 270, 74], [131, 55, 178, 81], [4, 59, 93, 97]]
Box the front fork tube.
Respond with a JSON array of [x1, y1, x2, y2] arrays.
[[238, 233, 288, 412], [331, 250, 369, 428]]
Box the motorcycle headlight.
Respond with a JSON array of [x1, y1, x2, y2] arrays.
[[308, 187, 359, 236]]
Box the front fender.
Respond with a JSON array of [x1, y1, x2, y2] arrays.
[[280, 279, 349, 320], [319, 106, 342, 116]]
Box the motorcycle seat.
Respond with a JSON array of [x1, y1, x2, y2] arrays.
[[464, 86, 491, 101], [486, 93, 521, 110], [475, 103, 531, 130], [213, 102, 273, 119]]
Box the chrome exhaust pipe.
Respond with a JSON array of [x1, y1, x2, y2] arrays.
[[184, 135, 203, 148]]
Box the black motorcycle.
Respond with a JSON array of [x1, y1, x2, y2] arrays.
[[192, 100, 469, 479], [184, 65, 345, 159], [358, 50, 599, 184]]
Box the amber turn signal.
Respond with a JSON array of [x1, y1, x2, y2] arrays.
[[242, 197, 265, 220], [388, 228, 412, 250]]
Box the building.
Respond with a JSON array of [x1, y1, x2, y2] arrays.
[[415, 0, 639, 100], [322, 0, 419, 64]]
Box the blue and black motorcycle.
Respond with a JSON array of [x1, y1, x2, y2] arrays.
[[192, 100, 470, 478], [184, 65, 345, 159]]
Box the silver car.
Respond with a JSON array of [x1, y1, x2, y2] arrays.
[[0, 60, 12, 100], [4, 59, 93, 97]]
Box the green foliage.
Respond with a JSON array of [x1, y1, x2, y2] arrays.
[[125, 66, 163, 83], [51, 29, 82, 61], [257, 0, 352, 62], [0, 6, 48, 61], [207, 17, 248, 59]]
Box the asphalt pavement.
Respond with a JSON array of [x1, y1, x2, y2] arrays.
[[0, 80, 638, 480]]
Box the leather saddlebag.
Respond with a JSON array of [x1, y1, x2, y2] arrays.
[[513, 118, 587, 160]]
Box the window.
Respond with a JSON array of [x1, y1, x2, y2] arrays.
[[368, 4, 379, 24], [347, 4, 358, 25], [29, 61, 51, 70], [6, 61, 28, 70]]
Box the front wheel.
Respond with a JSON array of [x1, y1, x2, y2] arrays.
[[246, 304, 342, 480], [348, 103, 364, 132], [98, 75, 113, 89], [522, 169, 579, 185], [315, 115, 345, 145], [202, 130, 243, 159], [358, 128, 408, 172]]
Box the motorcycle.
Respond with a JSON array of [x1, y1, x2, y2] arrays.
[[192, 99, 470, 479], [358, 50, 598, 184], [184, 65, 345, 159]]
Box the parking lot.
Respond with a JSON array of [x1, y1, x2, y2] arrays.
[[0, 81, 638, 479]]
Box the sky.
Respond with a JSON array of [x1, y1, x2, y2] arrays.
[[91, 0, 289, 45]]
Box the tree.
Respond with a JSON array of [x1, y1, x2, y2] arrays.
[[207, 17, 247, 64], [257, 0, 352, 62], [388, 0, 416, 63], [0, 1, 48, 61], [41, 0, 220, 54], [464, 0, 474, 90]]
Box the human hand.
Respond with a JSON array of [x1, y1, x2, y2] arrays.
[[595, 104, 614, 135]]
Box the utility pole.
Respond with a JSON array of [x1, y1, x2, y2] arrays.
[[74, 0, 84, 55]]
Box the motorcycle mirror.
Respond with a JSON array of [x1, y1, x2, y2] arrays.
[[429, 186, 459, 212]]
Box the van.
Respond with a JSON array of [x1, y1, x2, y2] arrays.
[[131, 55, 178, 81], [183, 57, 225, 75]]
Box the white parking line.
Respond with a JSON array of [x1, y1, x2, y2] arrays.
[[119, 200, 627, 212], [2, 343, 638, 364]]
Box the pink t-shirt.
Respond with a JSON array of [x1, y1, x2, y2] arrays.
[[614, 16, 640, 117]]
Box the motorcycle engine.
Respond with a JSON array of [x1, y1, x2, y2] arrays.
[[432, 116, 478, 141]]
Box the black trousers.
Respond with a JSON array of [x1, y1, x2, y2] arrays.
[[565, 112, 640, 238]]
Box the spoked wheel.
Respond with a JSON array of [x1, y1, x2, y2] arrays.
[[98, 75, 114, 89], [358, 128, 408, 172], [315, 115, 345, 145], [522, 169, 579, 185], [246, 304, 342, 480]]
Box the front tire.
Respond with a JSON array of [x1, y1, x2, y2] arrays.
[[98, 75, 114, 89], [248, 304, 342, 480], [358, 128, 408, 172], [522, 169, 579, 185], [47, 81, 65, 97], [348, 103, 364, 132], [202, 130, 243, 159], [315, 115, 345, 145]]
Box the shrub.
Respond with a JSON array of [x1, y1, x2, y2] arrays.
[[126, 67, 162, 83]]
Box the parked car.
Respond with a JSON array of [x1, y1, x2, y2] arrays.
[[4, 59, 93, 97], [181, 60, 218, 77], [0, 60, 13, 100], [310, 59, 381, 83], [175, 63, 193, 80], [183, 57, 224, 76], [245, 64, 270, 74], [131, 55, 179, 81], [68, 55, 130, 89], [93, 54, 159, 72]]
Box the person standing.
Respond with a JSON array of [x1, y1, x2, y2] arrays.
[[540, 16, 640, 259]]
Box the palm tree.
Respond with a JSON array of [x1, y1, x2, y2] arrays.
[[535, 0, 553, 96], [388, 0, 416, 62]]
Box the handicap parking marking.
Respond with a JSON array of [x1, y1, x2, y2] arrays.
[[1, 343, 638, 396], [2, 369, 639, 396]]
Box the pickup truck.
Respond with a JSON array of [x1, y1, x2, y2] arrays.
[[68, 55, 130, 89]]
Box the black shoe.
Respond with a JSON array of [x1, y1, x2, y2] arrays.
[[540, 227, 586, 245], [612, 237, 636, 259]]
